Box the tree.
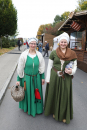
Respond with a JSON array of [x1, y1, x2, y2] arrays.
[[53, 15, 61, 27], [61, 11, 70, 21], [37, 25, 45, 39], [37, 24, 52, 39], [76, 0, 87, 11], [37, 11, 70, 38], [46, 21, 64, 36], [52, 12, 70, 27], [0, 0, 17, 49]]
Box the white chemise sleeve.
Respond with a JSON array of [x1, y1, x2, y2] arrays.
[[17, 54, 25, 78], [45, 59, 53, 82]]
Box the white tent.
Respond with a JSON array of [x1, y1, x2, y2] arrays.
[[53, 36, 59, 50]]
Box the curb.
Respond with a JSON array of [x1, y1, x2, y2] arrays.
[[0, 62, 18, 105]]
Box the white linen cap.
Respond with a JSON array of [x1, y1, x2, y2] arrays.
[[28, 38, 38, 44], [58, 32, 69, 44]]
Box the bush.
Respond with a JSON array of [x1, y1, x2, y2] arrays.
[[2, 37, 10, 48], [14, 39, 18, 46], [2, 37, 18, 48], [10, 39, 16, 47]]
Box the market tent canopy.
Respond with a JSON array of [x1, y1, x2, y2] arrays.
[[53, 36, 59, 50], [53, 36, 59, 43]]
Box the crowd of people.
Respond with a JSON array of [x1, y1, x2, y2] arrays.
[[16, 32, 77, 124]]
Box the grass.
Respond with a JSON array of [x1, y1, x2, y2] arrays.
[[0, 47, 16, 56]]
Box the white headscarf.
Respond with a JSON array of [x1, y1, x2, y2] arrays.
[[58, 32, 69, 44], [28, 37, 38, 44]]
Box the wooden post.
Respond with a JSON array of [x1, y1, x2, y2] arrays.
[[82, 30, 86, 50]]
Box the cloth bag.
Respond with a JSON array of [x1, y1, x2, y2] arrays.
[[35, 88, 41, 100]]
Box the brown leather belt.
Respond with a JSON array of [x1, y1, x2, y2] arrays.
[[52, 67, 65, 80], [24, 72, 38, 77]]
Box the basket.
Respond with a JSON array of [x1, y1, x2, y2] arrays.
[[11, 85, 25, 102]]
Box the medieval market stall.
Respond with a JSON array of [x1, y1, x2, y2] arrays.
[[58, 10, 87, 73]]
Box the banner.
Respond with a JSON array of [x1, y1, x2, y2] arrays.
[[70, 21, 81, 31]]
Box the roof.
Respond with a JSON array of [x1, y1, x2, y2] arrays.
[[74, 10, 87, 16], [58, 10, 87, 32]]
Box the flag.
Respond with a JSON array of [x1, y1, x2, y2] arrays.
[[70, 21, 81, 31]]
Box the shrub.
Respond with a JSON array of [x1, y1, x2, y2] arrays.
[[1, 37, 19, 48], [10, 39, 16, 47], [2, 37, 10, 48]]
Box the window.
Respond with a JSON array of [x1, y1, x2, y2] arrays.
[[70, 32, 82, 49]]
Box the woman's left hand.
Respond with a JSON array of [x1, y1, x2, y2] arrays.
[[42, 79, 45, 85], [65, 68, 72, 74]]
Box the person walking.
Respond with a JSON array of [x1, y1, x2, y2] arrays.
[[16, 37, 45, 117], [38, 41, 43, 53], [43, 41, 49, 57], [44, 32, 77, 124], [17, 39, 21, 51], [26, 40, 29, 49]]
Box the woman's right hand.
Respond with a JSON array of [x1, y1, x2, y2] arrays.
[[16, 81, 20, 86], [65, 68, 72, 74]]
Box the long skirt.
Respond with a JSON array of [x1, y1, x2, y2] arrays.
[[44, 68, 73, 124]]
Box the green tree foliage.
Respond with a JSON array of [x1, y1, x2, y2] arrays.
[[0, 0, 17, 48], [46, 21, 64, 36], [53, 15, 61, 26], [2, 37, 18, 48], [0, 0, 17, 36], [61, 11, 70, 21], [2, 37, 10, 48], [76, 0, 87, 11], [45, 11, 70, 36], [52, 12, 70, 27], [37, 11, 71, 37]]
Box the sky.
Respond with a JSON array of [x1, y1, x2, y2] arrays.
[[12, 0, 78, 38]]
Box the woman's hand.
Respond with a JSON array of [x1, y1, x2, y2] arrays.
[[65, 68, 72, 74], [16, 81, 20, 86], [42, 79, 45, 85]]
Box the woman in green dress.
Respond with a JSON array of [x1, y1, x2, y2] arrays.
[[44, 32, 77, 124], [16, 38, 45, 117]]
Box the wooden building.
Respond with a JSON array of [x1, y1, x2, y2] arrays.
[[37, 33, 55, 47], [58, 10, 87, 73]]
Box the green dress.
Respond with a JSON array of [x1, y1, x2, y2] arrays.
[[17, 55, 44, 117], [44, 50, 75, 124]]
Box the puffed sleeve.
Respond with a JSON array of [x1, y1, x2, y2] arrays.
[[38, 52, 45, 74], [45, 51, 54, 82], [69, 59, 77, 75], [17, 53, 25, 78]]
